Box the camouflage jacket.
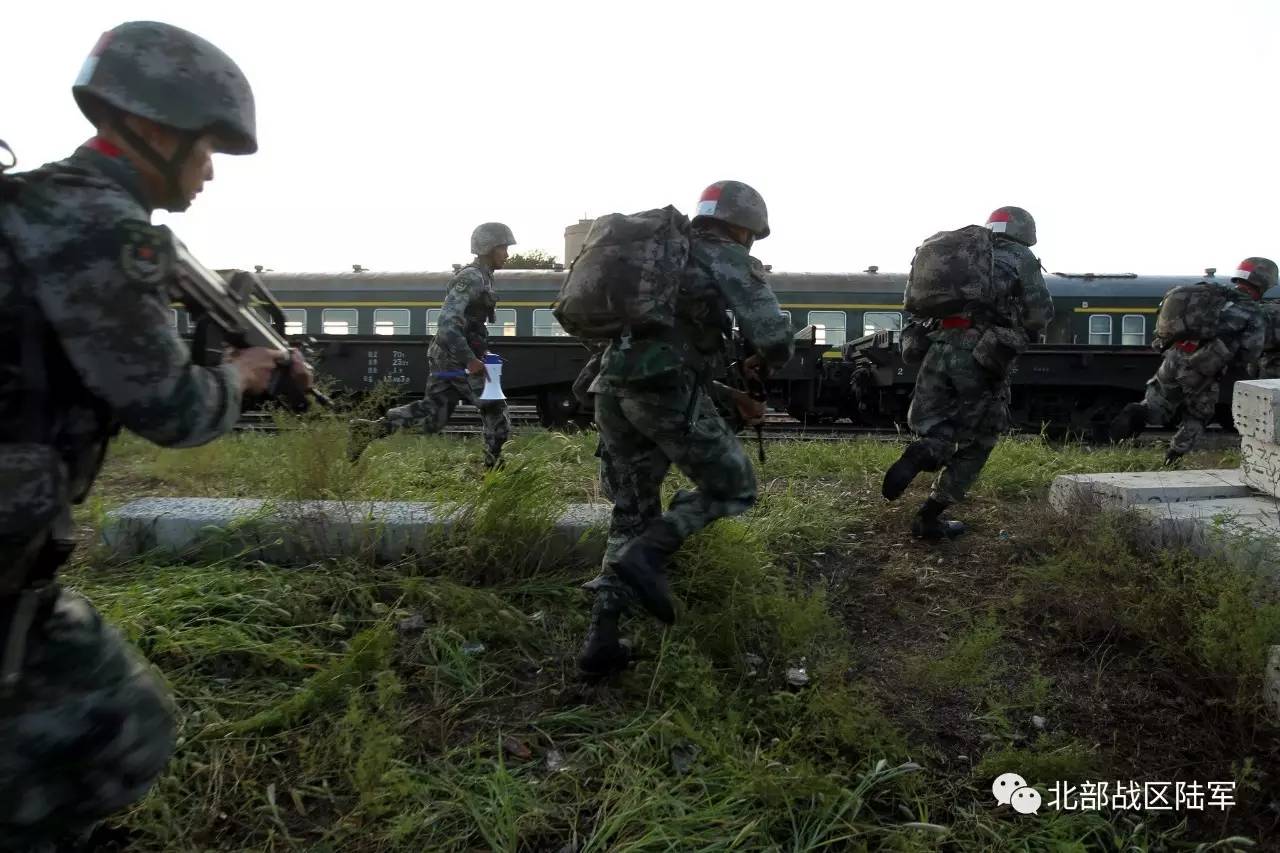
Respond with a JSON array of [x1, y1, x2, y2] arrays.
[[429, 259, 496, 370], [1215, 290, 1265, 368], [992, 237, 1053, 339], [0, 142, 242, 501], [591, 227, 794, 407]]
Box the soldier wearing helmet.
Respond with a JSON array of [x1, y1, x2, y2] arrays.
[[574, 180, 794, 677], [0, 21, 311, 848], [1112, 257, 1273, 463], [349, 223, 517, 467], [881, 206, 1054, 540]]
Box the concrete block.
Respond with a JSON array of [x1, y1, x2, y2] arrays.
[[1048, 469, 1249, 513], [1241, 436, 1280, 499], [101, 497, 612, 566], [1231, 379, 1280, 443]]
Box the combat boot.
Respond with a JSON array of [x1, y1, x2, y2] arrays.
[[347, 418, 391, 462], [911, 497, 966, 541], [612, 521, 681, 625], [1109, 402, 1148, 443], [882, 439, 940, 501], [576, 600, 632, 677], [1164, 448, 1184, 467]]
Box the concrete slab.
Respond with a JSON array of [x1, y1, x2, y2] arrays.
[[101, 497, 612, 566], [1231, 378, 1280, 443], [1047, 469, 1249, 513], [1241, 436, 1280, 499]]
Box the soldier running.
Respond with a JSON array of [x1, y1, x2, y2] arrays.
[[349, 223, 516, 467], [881, 207, 1054, 539], [1111, 258, 1272, 463]]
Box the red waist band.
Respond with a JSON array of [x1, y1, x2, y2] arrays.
[[1174, 340, 1200, 353], [940, 316, 972, 329]]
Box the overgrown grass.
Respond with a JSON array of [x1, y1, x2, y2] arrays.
[[62, 426, 1276, 851]]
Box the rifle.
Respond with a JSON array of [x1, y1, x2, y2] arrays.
[[167, 230, 330, 411], [725, 330, 769, 464]]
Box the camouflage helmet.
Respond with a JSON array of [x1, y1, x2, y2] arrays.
[[1231, 257, 1278, 296], [985, 206, 1036, 247], [692, 180, 770, 240], [471, 222, 517, 256], [72, 21, 257, 155]]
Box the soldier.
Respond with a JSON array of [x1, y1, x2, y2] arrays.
[[0, 21, 311, 851], [349, 223, 516, 467], [1111, 259, 1272, 463], [1258, 300, 1280, 379], [576, 180, 794, 676], [881, 206, 1054, 539]]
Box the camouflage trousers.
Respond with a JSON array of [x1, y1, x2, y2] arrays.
[[1142, 348, 1219, 456], [586, 390, 757, 616], [0, 587, 175, 850], [384, 371, 510, 463], [907, 335, 1010, 505]]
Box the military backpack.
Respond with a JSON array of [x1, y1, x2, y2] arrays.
[[552, 206, 691, 339], [1154, 282, 1228, 343], [903, 225, 997, 319]]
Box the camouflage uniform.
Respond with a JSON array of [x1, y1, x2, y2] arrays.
[[910, 238, 1052, 502], [0, 141, 245, 848], [1259, 302, 1280, 379], [586, 228, 793, 622], [884, 222, 1054, 537], [1140, 290, 1264, 455], [379, 260, 511, 464], [0, 20, 259, 848]]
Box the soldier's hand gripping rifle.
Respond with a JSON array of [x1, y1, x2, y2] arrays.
[[167, 230, 330, 411], [724, 330, 769, 463]]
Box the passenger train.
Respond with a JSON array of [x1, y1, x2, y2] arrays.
[[173, 267, 1262, 351]]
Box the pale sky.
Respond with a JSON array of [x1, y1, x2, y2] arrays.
[[6, 1, 1278, 276]]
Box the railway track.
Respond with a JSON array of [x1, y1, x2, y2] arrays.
[[233, 408, 1240, 449]]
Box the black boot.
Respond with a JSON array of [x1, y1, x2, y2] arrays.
[[883, 440, 939, 501], [577, 600, 632, 677], [911, 497, 966, 541], [347, 418, 391, 462], [1164, 448, 1184, 467], [1109, 402, 1148, 443], [612, 522, 680, 625]]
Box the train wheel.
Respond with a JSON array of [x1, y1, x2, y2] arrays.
[[538, 390, 583, 430]]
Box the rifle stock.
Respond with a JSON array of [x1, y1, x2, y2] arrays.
[[166, 229, 329, 410]]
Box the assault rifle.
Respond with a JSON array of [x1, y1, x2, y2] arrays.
[[167, 230, 330, 411], [724, 329, 769, 463]]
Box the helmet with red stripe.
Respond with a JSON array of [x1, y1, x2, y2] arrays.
[[1230, 257, 1277, 299], [72, 21, 257, 155], [985, 206, 1036, 247], [692, 180, 770, 240]]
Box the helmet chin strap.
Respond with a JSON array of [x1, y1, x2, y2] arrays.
[[109, 115, 198, 211]]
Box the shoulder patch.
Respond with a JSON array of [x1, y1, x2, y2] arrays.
[[117, 220, 174, 285]]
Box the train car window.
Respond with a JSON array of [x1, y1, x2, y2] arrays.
[[1121, 314, 1145, 346], [863, 311, 902, 339], [1088, 314, 1112, 345], [373, 308, 411, 336], [426, 308, 442, 335], [322, 308, 358, 335], [283, 309, 306, 336], [487, 308, 517, 337], [780, 310, 792, 329], [533, 308, 569, 337], [167, 308, 178, 329], [808, 310, 847, 346]]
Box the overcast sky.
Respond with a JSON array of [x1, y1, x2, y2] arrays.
[[7, 1, 1278, 276]]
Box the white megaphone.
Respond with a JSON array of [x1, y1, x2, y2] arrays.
[[479, 352, 506, 401]]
